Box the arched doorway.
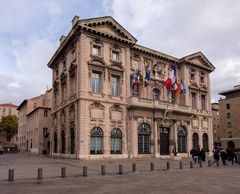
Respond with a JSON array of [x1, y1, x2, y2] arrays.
[[61, 129, 66, 154], [138, 123, 151, 154], [90, 127, 103, 154], [177, 127, 187, 153], [192, 133, 199, 149], [70, 128, 75, 154], [202, 133, 209, 151], [54, 131, 58, 153], [110, 128, 122, 154]]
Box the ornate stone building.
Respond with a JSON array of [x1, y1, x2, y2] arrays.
[[48, 16, 215, 159]]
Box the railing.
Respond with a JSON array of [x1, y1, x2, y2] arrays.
[[127, 96, 192, 114]]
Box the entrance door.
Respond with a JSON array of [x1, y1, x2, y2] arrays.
[[160, 127, 169, 155]]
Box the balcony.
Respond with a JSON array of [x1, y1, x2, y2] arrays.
[[127, 96, 193, 115]]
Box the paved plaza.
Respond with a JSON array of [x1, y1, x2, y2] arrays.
[[0, 153, 240, 194]]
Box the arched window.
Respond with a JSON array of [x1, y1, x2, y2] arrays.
[[138, 123, 151, 154], [152, 88, 160, 100], [61, 129, 66, 154], [177, 127, 187, 153], [70, 128, 75, 154], [192, 133, 199, 149], [202, 133, 209, 151], [90, 127, 103, 154], [54, 131, 58, 153], [110, 128, 122, 154]]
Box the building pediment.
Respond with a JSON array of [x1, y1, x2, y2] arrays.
[[79, 16, 137, 43], [181, 52, 215, 72]]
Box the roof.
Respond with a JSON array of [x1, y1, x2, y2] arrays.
[[0, 103, 18, 108], [27, 107, 51, 117], [219, 86, 240, 95], [16, 100, 28, 110]]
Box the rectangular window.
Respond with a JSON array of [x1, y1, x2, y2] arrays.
[[226, 103, 230, 109], [200, 72, 205, 84], [44, 110, 48, 117], [92, 45, 101, 56], [191, 92, 196, 109], [227, 131, 232, 138], [33, 103, 37, 109], [227, 113, 231, 119], [111, 76, 120, 96], [190, 73, 195, 81], [201, 95, 206, 110], [227, 122, 231, 128], [92, 72, 101, 93], [112, 51, 119, 61]]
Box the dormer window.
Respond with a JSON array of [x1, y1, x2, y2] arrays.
[[92, 45, 101, 56], [112, 51, 120, 61]]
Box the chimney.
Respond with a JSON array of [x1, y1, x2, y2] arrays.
[[60, 35, 66, 45], [72, 15, 80, 27]]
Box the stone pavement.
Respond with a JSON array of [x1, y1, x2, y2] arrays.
[[0, 153, 240, 194]]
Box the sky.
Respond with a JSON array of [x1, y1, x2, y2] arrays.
[[1, 0, 240, 105]]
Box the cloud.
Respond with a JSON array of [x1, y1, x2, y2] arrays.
[[103, 0, 240, 102]]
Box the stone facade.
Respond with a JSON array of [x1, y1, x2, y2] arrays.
[[212, 103, 220, 146], [0, 103, 18, 145], [219, 85, 240, 149], [48, 16, 215, 159], [17, 89, 52, 154]]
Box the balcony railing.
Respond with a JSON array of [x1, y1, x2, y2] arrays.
[[127, 96, 193, 114]]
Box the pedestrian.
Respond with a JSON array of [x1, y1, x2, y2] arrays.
[[200, 147, 206, 162], [211, 147, 220, 165]]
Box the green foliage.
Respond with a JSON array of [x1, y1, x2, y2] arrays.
[[0, 115, 18, 141]]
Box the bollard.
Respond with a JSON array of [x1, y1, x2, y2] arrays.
[[179, 161, 183, 169], [199, 160, 203, 168], [38, 168, 43, 180], [208, 160, 211, 167], [83, 166, 88, 177], [8, 169, 14, 182], [166, 161, 170, 170], [132, 163, 136, 173], [101, 165, 106, 175], [190, 161, 193, 169], [61, 167, 66, 178], [119, 165, 123, 175], [150, 162, 154, 171]]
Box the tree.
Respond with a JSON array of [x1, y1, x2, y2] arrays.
[[0, 115, 18, 142]]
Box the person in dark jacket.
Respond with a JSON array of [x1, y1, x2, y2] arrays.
[[200, 147, 206, 162]]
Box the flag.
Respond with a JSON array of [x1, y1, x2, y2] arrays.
[[144, 68, 151, 87], [133, 67, 137, 85], [180, 81, 184, 95], [142, 66, 145, 85], [170, 64, 176, 85], [183, 81, 187, 95], [174, 82, 179, 94], [164, 78, 172, 90], [136, 68, 141, 86]]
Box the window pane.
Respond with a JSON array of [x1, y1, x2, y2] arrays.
[[112, 76, 119, 96], [92, 46, 101, 55], [92, 72, 101, 93]]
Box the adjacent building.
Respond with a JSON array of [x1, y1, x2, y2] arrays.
[[48, 16, 215, 159], [17, 89, 52, 154], [218, 85, 240, 149], [211, 103, 221, 146], [0, 103, 18, 144]]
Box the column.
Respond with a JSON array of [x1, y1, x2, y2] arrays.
[[129, 118, 138, 158], [154, 120, 159, 157]]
